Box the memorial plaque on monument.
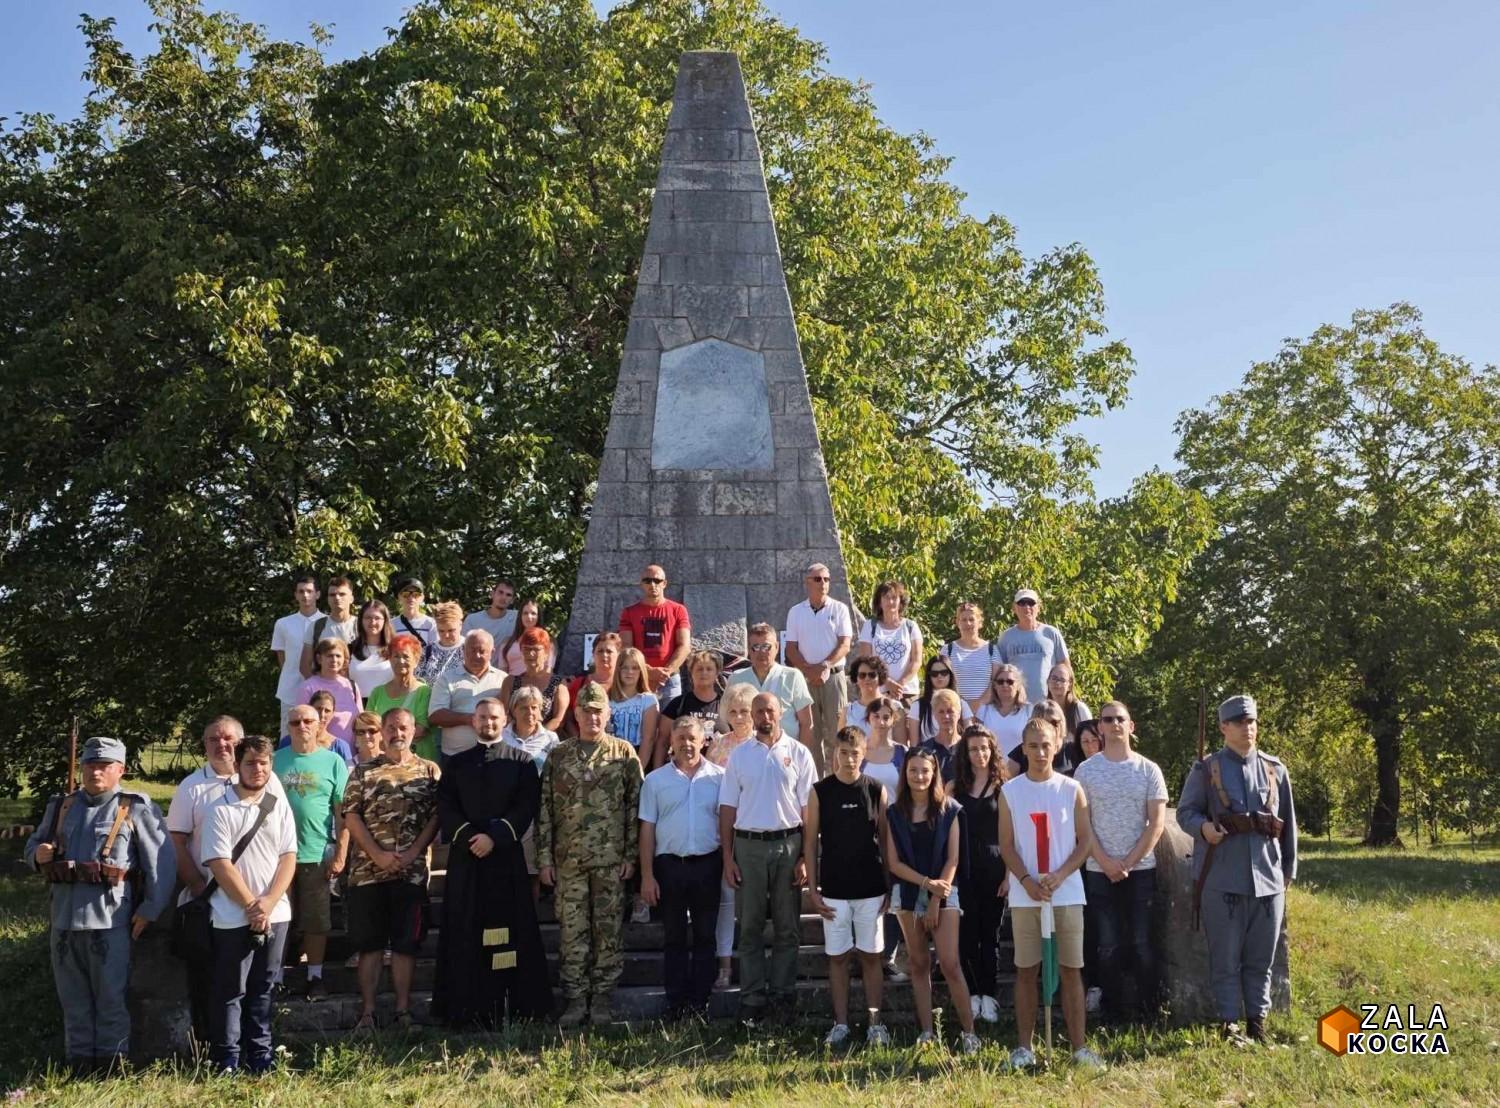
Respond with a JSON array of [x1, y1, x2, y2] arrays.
[[560, 51, 855, 672]]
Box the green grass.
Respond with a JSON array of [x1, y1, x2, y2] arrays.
[[3, 819, 1497, 1105]]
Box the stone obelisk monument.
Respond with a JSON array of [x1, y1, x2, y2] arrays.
[[559, 52, 854, 672]]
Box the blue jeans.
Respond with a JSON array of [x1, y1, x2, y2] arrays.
[[1083, 868, 1158, 1017], [210, 922, 289, 1072]]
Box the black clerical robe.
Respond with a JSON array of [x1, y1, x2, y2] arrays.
[[432, 739, 551, 1024]]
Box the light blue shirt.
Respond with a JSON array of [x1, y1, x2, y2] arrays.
[[639, 759, 724, 858]]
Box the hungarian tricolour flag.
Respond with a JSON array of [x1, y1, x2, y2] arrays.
[[1030, 811, 1060, 1009]]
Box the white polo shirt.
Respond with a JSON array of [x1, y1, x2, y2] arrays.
[[430, 663, 507, 755], [166, 763, 288, 906], [201, 787, 298, 929], [719, 732, 817, 832], [784, 598, 853, 667]]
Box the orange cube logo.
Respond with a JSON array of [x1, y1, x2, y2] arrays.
[[1318, 1005, 1361, 1056]]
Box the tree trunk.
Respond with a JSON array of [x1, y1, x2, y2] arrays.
[[1362, 696, 1404, 847]]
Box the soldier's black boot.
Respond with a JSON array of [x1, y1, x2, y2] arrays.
[[1219, 1021, 1250, 1046], [65, 1056, 94, 1080], [1246, 1016, 1268, 1044]]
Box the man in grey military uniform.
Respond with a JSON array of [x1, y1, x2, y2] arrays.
[[24, 737, 175, 1074], [1176, 695, 1297, 1045]]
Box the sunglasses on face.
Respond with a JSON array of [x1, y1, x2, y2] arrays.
[[1015, 599, 1037, 607], [994, 678, 1015, 686], [856, 671, 879, 680], [749, 643, 774, 653], [929, 669, 952, 679], [1100, 715, 1128, 724], [641, 577, 664, 584]]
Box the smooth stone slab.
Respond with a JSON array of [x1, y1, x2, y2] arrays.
[[684, 583, 749, 657], [652, 338, 773, 471]]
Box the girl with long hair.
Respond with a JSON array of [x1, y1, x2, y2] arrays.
[[953, 723, 1007, 1024]]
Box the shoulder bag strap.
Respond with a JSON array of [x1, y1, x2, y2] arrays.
[[196, 794, 279, 903]]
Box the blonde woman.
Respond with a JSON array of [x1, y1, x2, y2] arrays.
[[609, 647, 660, 764], [706, 682, 757, 989], [417, 602, 467, 684], [977, 663, 1029, 765]]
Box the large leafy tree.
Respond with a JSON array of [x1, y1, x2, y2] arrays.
[[0, 0, 1207, 793], [1121, 305, 1500, 843]]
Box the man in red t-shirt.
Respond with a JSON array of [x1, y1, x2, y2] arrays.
[[619, 564, 692, 699]]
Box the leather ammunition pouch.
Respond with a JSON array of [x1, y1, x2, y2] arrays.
[[1217, 811, 1283, 838], [45, 860, 133, 885]]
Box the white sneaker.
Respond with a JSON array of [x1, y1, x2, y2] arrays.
[[1007, 1046, 1037, 1070], [630, 899, 652, 924], [915, 1030, 937, 1047], [980, 995, 1000, 1023], [1085, 986, 1102, 1014], [866, 1023, 891, 1046], [970, 995, 982, 1020], [959, 1031, 982, 1056], [1073, 1046, 1106, 1070], [824, 1023, 850, 1046]]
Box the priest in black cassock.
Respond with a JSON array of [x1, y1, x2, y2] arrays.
[[433, 697, 552, 1024]]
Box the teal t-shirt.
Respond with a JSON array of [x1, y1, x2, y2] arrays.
[[273, 745, 349, 863]]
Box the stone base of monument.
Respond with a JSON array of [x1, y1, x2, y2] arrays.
[[126, 919, 195, 1060], [1154, 809, 1291, 1025]]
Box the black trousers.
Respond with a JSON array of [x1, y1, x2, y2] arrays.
[[958, 867, 1005, 999], [1084, 868, 1159, 1017], [656, 851, 721, 1009]]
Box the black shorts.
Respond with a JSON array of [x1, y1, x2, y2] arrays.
[[345, 880, 429, 955]]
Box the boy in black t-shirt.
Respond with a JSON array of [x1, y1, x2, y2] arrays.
[[804, 726, 891, 1046]]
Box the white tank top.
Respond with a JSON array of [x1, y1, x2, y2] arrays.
[[1001, 773, 1087, 908]]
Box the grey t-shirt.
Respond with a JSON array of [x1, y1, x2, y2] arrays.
[[463, 609, 518, 664], [304, 614, 357, 648], [1074, 751, 1168, 871], [997, 623, 1068, 703]]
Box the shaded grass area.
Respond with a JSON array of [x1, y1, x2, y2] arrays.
[[2, 829, 1497, 1105]]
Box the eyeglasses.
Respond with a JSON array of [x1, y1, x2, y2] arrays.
[[641, 577, 664, 584], [749, 643, 774, 653], [1099, 715, 1128, 723], [1015, 599, 1037, 607]]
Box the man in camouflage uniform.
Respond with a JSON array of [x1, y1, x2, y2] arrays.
[[24, 736, 175, 1075], [1177, 694, 1297, 1045], [538, 682, 643, 1027], [342, 707, 442, 1031]]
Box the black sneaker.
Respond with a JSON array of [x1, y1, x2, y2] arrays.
[[305, 975, 328, 1001]]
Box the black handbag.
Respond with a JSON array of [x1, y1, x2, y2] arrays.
[[172, 793, 278, 962]]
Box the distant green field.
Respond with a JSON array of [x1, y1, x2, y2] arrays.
[[2, 814, 1495, 1105]]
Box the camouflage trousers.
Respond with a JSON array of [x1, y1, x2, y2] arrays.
[[555, 864, 627, 999]]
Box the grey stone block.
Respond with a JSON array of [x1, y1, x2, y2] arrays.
[[618, 350, 660, 382], [777, 479, 833, 517], [761, 254, 786, 288], [736, 129, 762, 163], [671, 190, 754, 222], [749, 283, 792, 317], [652, 339, 774, 472], [638, 253, 661, 284], [579, 550, 637, 586], [656, 163, 764, 192], [654, 467, 718, 482], [595, 480, 652, 515], [772, 417, 821, 449], [799, 449, 828, 481], [674, 285, 747, 341], [662, 127, 741, 163], [737, 223, 780, 255], [744, 514, 800, 550], [772, 382, 812, 415], [805, 514, 841, 550], [604, 415, 654, 450], [747, 583, 797, 626], [649, 219, 741, 257], [617, 517, 648, 551], [713, 481, 777, 515], [626, 449, 653, 484], [672, 551, 717, 581], [726, 318, 768, 350], [613, 382, 643, 416], [569, 587, 610, 632], [684, 583, 749, 656], [597, 449, 628, 482], [762, 349, 807, 382], [651, 480, 716, 518], [655, 318, 696, 350], [745, 191, 772, 221], [760, 318, 801, 350], [773, 446, 802, 480], [700, 516, 747, 549], [624, 317, 661, 351], [717, 549, 778, 584], [663, 252, 767, 287], [632, 284, 673, 317]]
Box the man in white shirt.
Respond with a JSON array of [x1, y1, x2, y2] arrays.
[[299, 575, 358, 678], [201, 735, 297, 1074], [725, 624, 815, 746], [271, 575, 321, 735], [164, 715, 287, 1045], [639, 717, 725, 1017], [718, 694, 817, 1023], [784, 563, 853, 777], [1075, 700, 1168, 1021], [997, 588, 1071, 704], [463, 579, 518, 666], [428, 629, 507, 762]]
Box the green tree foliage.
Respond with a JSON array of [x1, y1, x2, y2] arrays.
[[0, 0, 1208, 793], [1118, 305, 1500, 843]]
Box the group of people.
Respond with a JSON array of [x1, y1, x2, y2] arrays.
[[25, 559, 1297, 1077]]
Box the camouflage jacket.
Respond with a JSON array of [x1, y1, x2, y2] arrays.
[[343, 754, 441, 886], [537, 735, 642, 870]]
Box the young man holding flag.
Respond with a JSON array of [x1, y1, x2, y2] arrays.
[[997, 717, 1104, 1070]]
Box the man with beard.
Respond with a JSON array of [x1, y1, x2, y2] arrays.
[[432, 698, 549, 1025]]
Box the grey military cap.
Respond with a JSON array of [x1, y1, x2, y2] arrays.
[[80, 736, 127, 764], [1217, 695, 1258, 723]]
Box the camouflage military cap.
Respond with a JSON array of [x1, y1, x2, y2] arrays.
[[575, 681, 609, 711]]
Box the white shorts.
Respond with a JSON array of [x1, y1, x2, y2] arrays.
[[821, 895, 886, 956]]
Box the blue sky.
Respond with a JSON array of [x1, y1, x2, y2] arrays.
[[5, 1, 1496, 497]]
